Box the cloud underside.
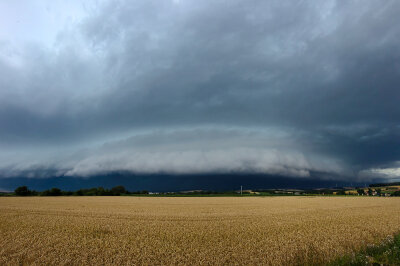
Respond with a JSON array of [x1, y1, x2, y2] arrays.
[[0, 127, 388, 180], [0, 0, 400, 180]]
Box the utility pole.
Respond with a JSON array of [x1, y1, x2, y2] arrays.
[[240, 186, 242, 195]]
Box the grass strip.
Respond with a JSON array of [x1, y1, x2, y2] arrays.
[[331, 233, 400, 265]]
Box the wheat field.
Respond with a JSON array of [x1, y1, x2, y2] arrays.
[[1, 196, 400, 265]]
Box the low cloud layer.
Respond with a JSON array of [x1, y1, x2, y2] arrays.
[[0, 0, 400, 181], [62, 128, 344, 177]]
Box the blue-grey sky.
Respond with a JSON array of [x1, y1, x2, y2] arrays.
[[1, 0, 400, 182]]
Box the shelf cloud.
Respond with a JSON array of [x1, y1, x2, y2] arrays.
[[0, 0, 400, 181]]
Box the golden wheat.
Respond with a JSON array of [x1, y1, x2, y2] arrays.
[[1, 196, 400, 265]]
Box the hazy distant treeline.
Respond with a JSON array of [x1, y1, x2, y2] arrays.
[[6, 185, 400, 197], [369, 182, 400, 187], [13, 185, 148, 196]]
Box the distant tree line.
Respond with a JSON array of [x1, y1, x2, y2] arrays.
[[369, 182, 400, 187], [14, 186, 149, 196], [181, 190, 238, 195], [10, 186, 400, 197]]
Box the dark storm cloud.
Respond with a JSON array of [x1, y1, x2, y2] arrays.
[[0, 0, 399, 179]]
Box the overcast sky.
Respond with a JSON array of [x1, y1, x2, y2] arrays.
[[0, 0, 399, 182]]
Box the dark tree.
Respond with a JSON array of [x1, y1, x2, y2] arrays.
[[41, 187, 62, 196], [50, 188, 62, 196], [15, 186, 31, 196], [392, 191, 400, 197], [111, 186, 127, 195]]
